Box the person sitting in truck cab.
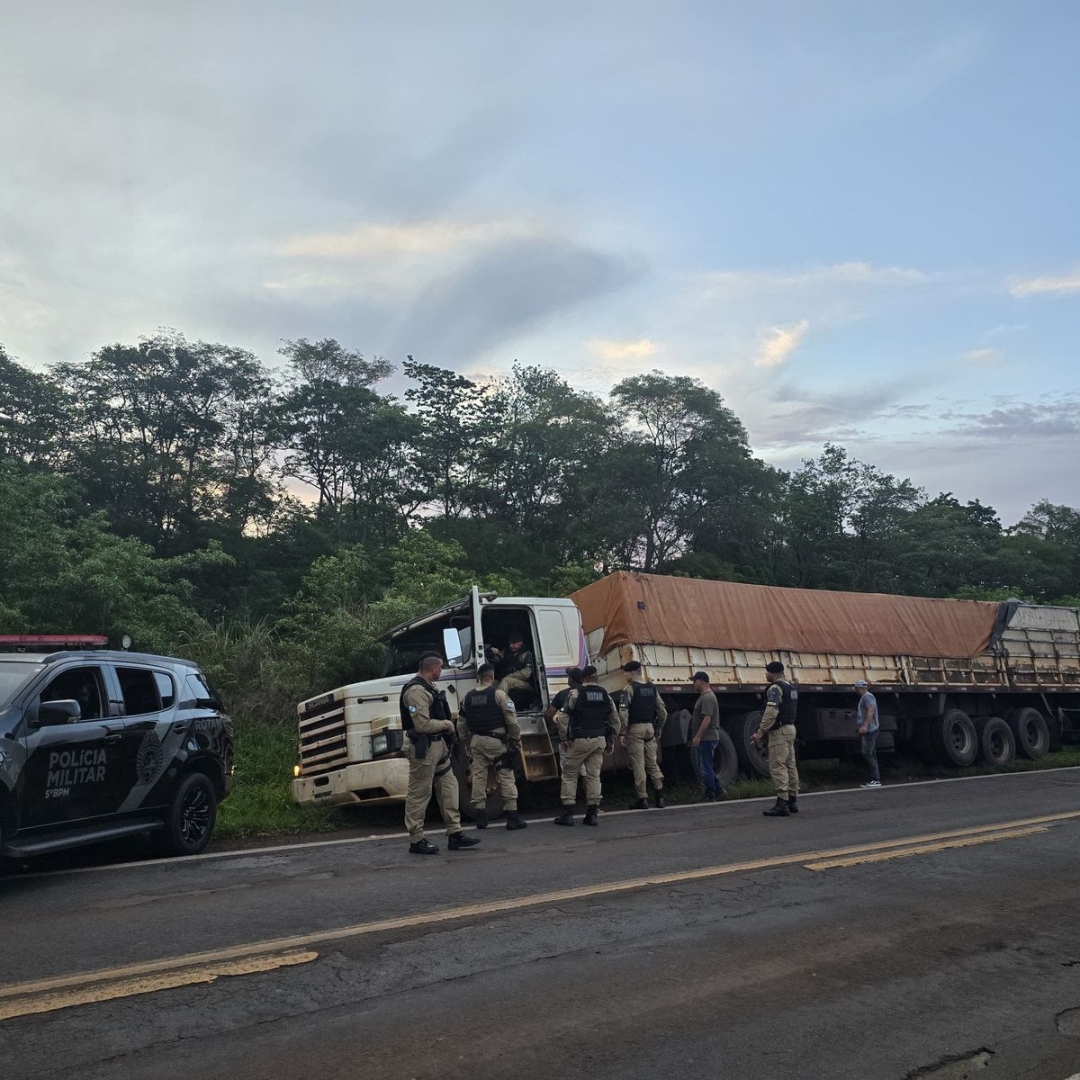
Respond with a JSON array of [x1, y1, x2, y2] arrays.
[[490, 632, 534, 702]]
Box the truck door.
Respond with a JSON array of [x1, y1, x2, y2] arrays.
[[18, 663, 119, 830]]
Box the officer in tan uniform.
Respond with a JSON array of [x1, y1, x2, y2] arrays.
[[618, 660, 668, 809], [751, 660, 800, 817], [399, 651, 481, 855], [491, 632, 534, 699], [457, 663, 528, 832], [553, 666, 619, 827]]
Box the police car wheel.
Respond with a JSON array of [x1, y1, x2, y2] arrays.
[[163, 772, 218, 856]]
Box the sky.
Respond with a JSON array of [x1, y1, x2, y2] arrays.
[[1, 0, 1078, 524]]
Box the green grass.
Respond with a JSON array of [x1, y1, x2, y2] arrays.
[[215, 718, 1080, 841], [216, 721, 350, 840]]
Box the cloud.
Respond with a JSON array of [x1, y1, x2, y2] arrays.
[[961, 347, 1000, 364], [755, 320, 809, 368], [275, 218, 540, 260], [1010, 273, 1080, 298], [587, 338, 657, 361], [941, 395, 1080, 440], [701, 262, 932, 295]]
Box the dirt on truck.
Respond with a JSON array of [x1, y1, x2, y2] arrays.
[[291, 572, 1080, 813]]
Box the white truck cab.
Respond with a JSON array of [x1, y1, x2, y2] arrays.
[[291, 587, 586, 808]]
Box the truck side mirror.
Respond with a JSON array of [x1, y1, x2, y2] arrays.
[[38, 699, 82, 725], [443, 628, 464, 668]]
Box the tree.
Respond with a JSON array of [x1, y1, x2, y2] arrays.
[[53, 331, 275, 552], [0, 343, 70, 466], [609, 372, 759, 572], [403, 358, 491, 521]]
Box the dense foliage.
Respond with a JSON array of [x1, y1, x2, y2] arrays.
[[3, 332, 1078, 721]]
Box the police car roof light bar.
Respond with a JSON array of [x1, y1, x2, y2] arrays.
[[0, 634, 110, 653]]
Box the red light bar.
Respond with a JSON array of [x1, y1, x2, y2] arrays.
[[0, 635, 109, 648]]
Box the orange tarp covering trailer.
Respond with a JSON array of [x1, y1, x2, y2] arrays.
[[570, 572, 1000, 661]]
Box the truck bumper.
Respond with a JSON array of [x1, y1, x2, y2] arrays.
[[291, 757, 411, 808]]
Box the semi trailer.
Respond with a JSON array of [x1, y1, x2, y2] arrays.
[[291, 572, 1080, 810]]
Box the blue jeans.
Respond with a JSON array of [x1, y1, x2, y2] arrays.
[[861, 731, 880, 782], [695, 739, 722, 796]]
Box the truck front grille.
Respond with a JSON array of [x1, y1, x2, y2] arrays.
[[299, 708, 349, 776]]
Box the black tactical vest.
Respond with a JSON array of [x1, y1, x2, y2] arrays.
[[503, 648, 530, 674], [627, 681, 659, 725], [462, 686, 505, 734], [569, 685, 612, 738], [399, 676, 450, 731], [768, 679, 798, 731]]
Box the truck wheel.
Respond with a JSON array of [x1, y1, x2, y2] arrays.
[[1006, 708, 1050, 759], [163, 772, 217, 856], [929, 709, 978, 767], [975, 717, 1015, 766], [713, 729, 739, 787], [730, 711, 771, 779]]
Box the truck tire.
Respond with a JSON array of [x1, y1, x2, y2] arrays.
[[974, 716, 1015, 767], [929, 709, 978, 767], [713, 728, 740, 788], [162, 771, 218, 856], [730, 710, 771, 779], [1006, 707, 1050, 759], [690, 729, 739, 789]]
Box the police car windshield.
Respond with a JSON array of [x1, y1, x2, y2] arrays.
[[0, 661, 44, 708]]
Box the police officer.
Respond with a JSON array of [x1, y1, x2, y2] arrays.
[[751, 660, 799, 817], [458, 663, 528, 832], [399, 651, 481, 854], [618, 660, 668, 809], [492, 632, 534, 699], [553, 665, 619, 826]]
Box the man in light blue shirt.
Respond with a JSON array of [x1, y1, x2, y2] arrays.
[[855, 680, 881, 788]]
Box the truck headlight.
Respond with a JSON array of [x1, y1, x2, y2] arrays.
[[372, 733, 389, 755]]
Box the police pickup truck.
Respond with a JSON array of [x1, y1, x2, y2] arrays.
[[0, 637, 233, 861]]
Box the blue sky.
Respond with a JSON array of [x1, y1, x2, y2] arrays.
[[1, 1, 1078, 522]]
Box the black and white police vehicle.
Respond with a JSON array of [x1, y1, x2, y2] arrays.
[[0, 636, 234, 862]]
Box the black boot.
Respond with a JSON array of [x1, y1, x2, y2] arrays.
[[763, 797, 790, 817], [554, 806, 575, 826], [473, 807, 488, 829], [505, 810, 528, 830], [653, 788, 666, 808], [447, 831, 481, 850], [787, 797, 799, 814], [409, 838, 440, 855], [583, 805, 599, 826], [631, 798, 650, 810]]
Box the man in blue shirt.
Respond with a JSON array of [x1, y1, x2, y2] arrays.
[[855, 679, 881, 788]]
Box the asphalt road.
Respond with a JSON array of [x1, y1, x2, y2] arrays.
[[3, 770, 1080, 1080]]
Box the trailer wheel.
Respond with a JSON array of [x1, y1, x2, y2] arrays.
[[974, 716, 1015, 766], [689, 729, 739, 789], [1005, 707, 1050, 759], [930, 709, 978, 767], [730, 710, 771, 779]]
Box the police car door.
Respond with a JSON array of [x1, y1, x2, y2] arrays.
[[18, 662, 119, 830], [104, 665, 172, 814]]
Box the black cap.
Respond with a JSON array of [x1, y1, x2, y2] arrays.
[[566, 666, 583, 683], [621, 660, 642, 673], [765, 661, 784, 674], [692, 671, 710, 684], [581, 665, 598, 679]]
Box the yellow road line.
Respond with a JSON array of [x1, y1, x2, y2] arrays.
[[4, 810, 1078, 1006], [804, 826, 1048, 870], [0, 951, 318, 1022]]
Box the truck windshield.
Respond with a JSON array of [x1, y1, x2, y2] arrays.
[[0, 661, 44, 709], [383, 614, 471, 677]]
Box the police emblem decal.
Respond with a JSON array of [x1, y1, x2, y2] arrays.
[[136, 731, 165, 786]]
